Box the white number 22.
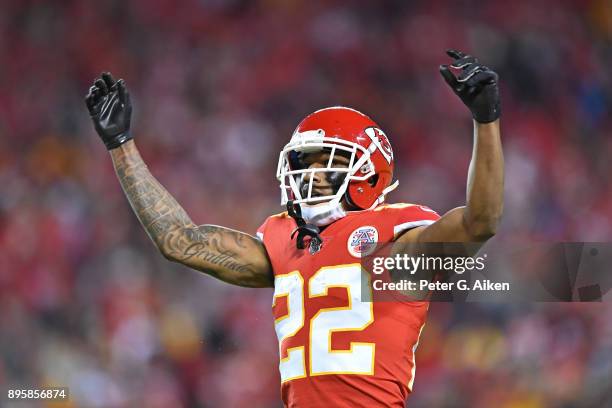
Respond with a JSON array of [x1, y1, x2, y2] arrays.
[[273, 264, 374, 382]]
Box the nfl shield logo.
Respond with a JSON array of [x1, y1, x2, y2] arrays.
[[347, 226, 379, 258]]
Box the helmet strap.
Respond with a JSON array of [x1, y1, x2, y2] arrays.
[[287, 201, 323, 254], [368, 179, 400, 209]]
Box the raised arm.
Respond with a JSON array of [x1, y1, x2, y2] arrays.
[[85, 73, 273, 287], [398, 50, 503, 251]]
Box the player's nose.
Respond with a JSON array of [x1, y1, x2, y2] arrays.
[[303, 163, 325, 185]]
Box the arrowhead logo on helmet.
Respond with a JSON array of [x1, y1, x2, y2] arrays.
[[277, 106, 399, 218]]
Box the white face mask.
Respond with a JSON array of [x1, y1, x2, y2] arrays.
[[300, 200, 347, 226], [277, 129, 370, 207]]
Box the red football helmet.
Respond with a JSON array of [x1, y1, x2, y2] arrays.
[[277, 106, 398, 210]]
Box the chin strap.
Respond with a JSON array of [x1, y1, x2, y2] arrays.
[[287, 201, 323, 254], [366, 179, 400, 210]]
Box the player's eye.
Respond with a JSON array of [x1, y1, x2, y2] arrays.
[[296, 150, 351, 169], [300, 153, 326, 167], [289, 151, 309, 170], [332, 157, 350, 167]]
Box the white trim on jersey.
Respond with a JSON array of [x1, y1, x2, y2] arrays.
[[393, 219, 436, 238], [408, 322, 426, 392]]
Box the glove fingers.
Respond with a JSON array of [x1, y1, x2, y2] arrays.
[[87, 85, 98, 98], [446, 49, 466, 59], [465, 69, 498, 88], [439, 64, 460, 90], [451, 56, 477, 69], [85, 93, 96, 111], [457, 64, 484, 82], [85, 86, 101, 111], [94, 78, 108, 95], [101, 72, 116, 90]]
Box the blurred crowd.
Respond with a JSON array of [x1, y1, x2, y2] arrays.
[[1, 0, 612, 406]]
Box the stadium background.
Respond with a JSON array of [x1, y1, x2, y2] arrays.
[[1, 0, 612, 406]]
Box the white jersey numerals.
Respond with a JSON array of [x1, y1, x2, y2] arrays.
[[273, 272, 306, 381], [273, 264, 374, 382]]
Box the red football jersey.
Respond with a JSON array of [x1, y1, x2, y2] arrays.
[[257, 203, 440, 407]]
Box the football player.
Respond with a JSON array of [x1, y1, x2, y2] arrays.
[[85, 49, 503, 407]]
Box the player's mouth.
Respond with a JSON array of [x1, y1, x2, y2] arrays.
[[302, 186, 332, 198]]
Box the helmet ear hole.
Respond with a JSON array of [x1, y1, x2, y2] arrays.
[[368, 174, 379, 187], [343, 189, 360, 211]]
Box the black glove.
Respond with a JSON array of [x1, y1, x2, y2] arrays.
[[85, 72, 132, 150], [439, 49, 501, 123]]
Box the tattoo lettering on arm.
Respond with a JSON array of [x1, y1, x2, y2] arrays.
[[179, 226, 258, 276], [110, 141, 273, 288]]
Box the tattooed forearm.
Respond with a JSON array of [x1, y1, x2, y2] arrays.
[[115, 161, 192, 243], [180, 226, 256, 274], [108, 141, 273, 287]]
